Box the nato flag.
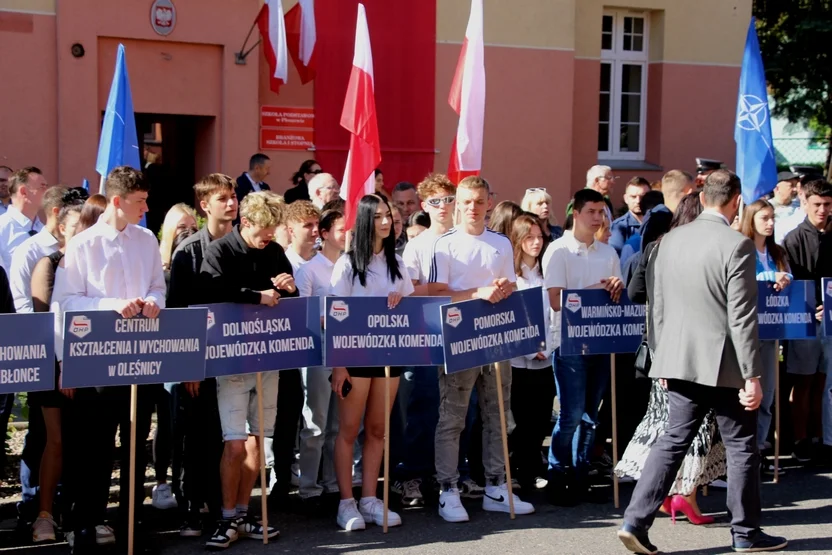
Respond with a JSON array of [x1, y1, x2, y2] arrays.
[[734, 18, 777, 204]]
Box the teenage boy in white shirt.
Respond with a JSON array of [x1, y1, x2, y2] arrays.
[[391, 174, 456, 508], [429, 176, 535, 523], [267, 200, 320, 504], [168, 173, 239, 536], [295, 209, 346, 512], [59, 166, 166, 553], [0, 166, 47, 275], [542, 187, 623, 507], [201, 192, 293, 550]]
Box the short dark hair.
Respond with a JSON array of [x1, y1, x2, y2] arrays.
[[194, 173, 236, 202], [104, 166, 149, 200], [803, 179, 832, 200], [320, 209, 343, 234], [249, 153, 270, 171], [702, 169, 741, 207], [374, 168, 382, 177], [640, 190, 665, 213], [321, 198, 345, 213], [408, 210, 431, 228], [392, 181, 416, 194], [573, 188, 605, 213], [627, 176, 651, 189], [42, 185, 70, 215], [9, 166, 43, 196]]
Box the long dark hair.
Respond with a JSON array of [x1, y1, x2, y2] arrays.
[[348, 195, 403, 287], [489, 201, 524, 236], [656, 192, 702, 246], [290, 159, 319, 186], [740, 199, 789, 271]]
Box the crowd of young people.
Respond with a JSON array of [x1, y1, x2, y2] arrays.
[[0, 160, 829, 555]]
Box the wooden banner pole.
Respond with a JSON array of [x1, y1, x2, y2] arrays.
[[127, 383, 138, 555], [383, 366, 391, 533], [495, 362, 515, 519], [256, 373, 269, 544], [611, 354, 620, 510]]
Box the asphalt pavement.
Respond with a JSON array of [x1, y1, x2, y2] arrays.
[[1, 465, 830, 555]]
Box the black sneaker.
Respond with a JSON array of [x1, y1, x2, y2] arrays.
[[791, 439, 813, 463], [732, 530, 788, 552], [617, 523, 658, 555], [205, 519, 238, 550], [179, 513, 202, 537], [235, 516, 279, 541]]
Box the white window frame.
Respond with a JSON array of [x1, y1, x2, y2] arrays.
[[598, 10, 649, 161]]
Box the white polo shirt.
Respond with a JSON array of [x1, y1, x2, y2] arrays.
[[286, 246, 313, 274], [543, 231, 621, 349], [429, 227, 515, 290], [330, 252, 414, 298]]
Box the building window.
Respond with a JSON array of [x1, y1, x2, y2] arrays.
[[599, 11, 648, 161]]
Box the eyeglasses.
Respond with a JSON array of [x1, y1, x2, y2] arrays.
[[425, 195, 455, 207], [600, 175, 619, 181], [526, 187, 546, 193]]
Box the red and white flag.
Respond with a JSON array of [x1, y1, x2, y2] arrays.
[[340, 3, 381, 231], [257, 0, 289, 93], [285, 0, 317, 84], [447, 0, 485, 184]]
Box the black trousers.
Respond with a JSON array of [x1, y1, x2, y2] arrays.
[[271, 369, 303, 495], [510, 366, 555, 485], [180, 379, 224, 517], [623, 379, 761, 541], [68, 385, 155, 531]]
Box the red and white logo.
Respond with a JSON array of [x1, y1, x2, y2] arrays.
[[207, 311, 215, 330], [151, 0, 176, 36], [565, 293, 582, 314], [69, 315, 92, 339], [330, 300, 349, 322], [445, 307, 462, 328]]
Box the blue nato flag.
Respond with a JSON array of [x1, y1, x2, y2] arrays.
[[96, 44, 146, 225], [734, 17, 777, 205]]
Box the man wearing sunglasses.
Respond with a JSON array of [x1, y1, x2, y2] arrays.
[[391, 174, 457, 509]]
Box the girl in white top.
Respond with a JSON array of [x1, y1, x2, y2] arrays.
[[329, 195, 413, 531], [508, 213, 557, 490]]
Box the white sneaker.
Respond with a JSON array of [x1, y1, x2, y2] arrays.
[[152, 483, 178, 510], [32, 512, 57, 543], [438, 489, 469, 523], [709, 479, 728, 489], [337, 500, 366, 531], [359, 497, 402, 527], [95, 525, 116, 545], [483, 483, 535, 515]]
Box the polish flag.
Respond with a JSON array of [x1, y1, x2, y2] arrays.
[[256, 0, 289, 93], [340, 4, 381, 231], [285, 0, 317, 84], [447, 0, 485, 184]]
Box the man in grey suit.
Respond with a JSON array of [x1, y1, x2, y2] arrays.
[[617, 170, 787, 554]]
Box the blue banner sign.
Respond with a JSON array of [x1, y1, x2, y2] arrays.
[[0, 313, 56, 394], [62, 309, 208, 388], [440, 287, 546, 374], [757, 281, 816, 340], [821, 278, 832, 337], [559, 289, 646, 356], [325, 296, 450, 368], [201, 298, 322, 378]]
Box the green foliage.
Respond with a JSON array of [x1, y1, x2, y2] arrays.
[[754, 1, 832, 176]]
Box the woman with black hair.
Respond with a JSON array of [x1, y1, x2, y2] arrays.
[[329, 194, 414, 531], [284, 159, 322, 204]]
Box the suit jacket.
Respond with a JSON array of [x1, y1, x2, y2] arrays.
[[235, 173, 270, 204], [651, 212, 761, 389]]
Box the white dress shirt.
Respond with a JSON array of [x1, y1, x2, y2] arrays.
[[0, 203, 8, 216], [10, 229, 60, 313], [58, 219, 166, 313], [0, 205, 44, 276], [330, 252, 415, 298], [246, 172, 263, 193], [296, 252, 336, 317]]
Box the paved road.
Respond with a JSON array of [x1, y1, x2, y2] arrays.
[[1, 466, 830, 555]]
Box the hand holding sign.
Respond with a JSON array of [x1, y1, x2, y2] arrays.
[[259, 289, 279, 307], [271, 273, 296, 294], [477, 284, 504, 304], [774, 272, 791, 292], [601, 276, 624, 302], [118, 298, 145, 318], [141, 299, 161, 318], [387, 291, 403, 309]]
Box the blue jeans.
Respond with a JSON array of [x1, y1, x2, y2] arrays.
[[548, 352, 610, 476], [393, 366, 440, 480]]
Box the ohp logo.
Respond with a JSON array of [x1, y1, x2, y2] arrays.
[[69, 315, 92, 339], [330, 301, 349, 322], [445, 307, 462, 328], [207, 311, 215, 330], [565, 293, 582, 314]]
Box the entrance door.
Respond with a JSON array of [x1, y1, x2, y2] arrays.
[[136, 113, 213, 232]]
